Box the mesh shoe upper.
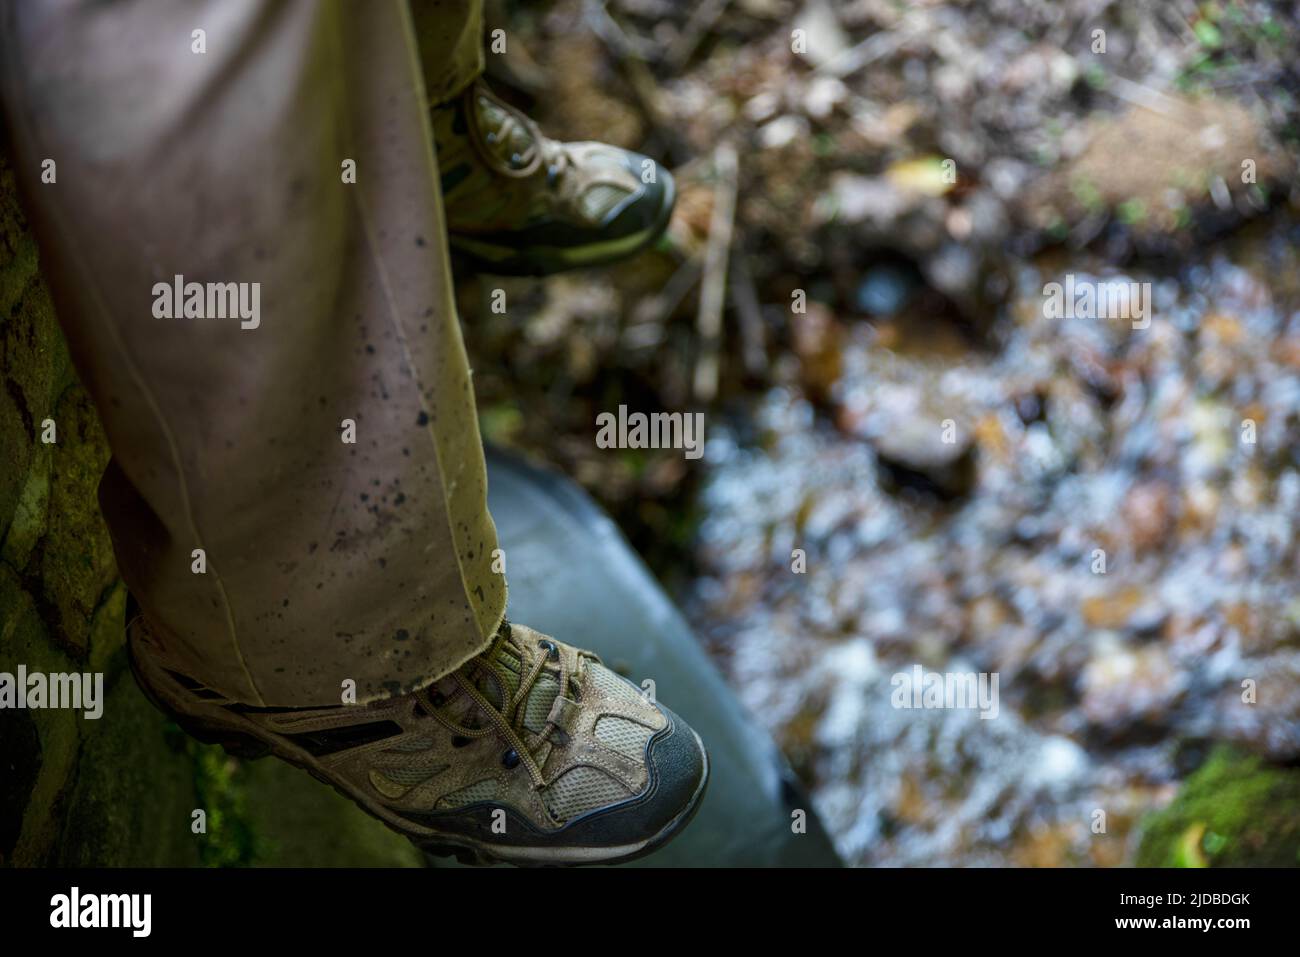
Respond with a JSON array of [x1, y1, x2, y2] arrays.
[[406, 622, 665, 824]]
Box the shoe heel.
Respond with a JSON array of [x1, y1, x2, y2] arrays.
[[169, 715, 270, 760], [127, 641, 270, 760]]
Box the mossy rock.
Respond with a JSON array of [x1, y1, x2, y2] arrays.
[[1, 152, 73, 548], [239, 758, 423, 868], [43, 650, 423, 868], [1136, 747, 1300, 867], [53, 649, 204, 867]]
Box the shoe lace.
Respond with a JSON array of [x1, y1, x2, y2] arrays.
[[462, 79, 568, 185], [424, 621, 571, 789]]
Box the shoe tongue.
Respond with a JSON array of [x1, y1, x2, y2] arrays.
[[474, 636, 559, 736], [473, 92, 538, 173], [478, 641, 521, 702]]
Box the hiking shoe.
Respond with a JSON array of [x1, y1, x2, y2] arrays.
[[128, 616, 709, 866], [434, 79, 675, 276]]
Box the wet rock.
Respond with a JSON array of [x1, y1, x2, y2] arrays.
[[1119, 480, 1176, 555], [855, 262, 917, 316], [1216, 656, 1300, 762], [1080, 586, 1149, 631], [0, 706, 40, 862], [2, 146, 130, 866], [53, 657, 204, 867], [858, 384, 977, 500], [871, 420, 977, 501], [820, 172, 1006, 328], [1079, 637, 1186, 740], [40, 387, 116, 653], [921, 241, 1004, 326]]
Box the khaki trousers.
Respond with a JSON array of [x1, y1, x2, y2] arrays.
[[0, 0, 504, 706]]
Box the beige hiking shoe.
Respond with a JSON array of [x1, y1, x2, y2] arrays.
[[128, 615, 709, 866], [433, 79, 675, 276]]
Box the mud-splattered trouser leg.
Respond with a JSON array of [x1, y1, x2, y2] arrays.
[[0, 0, 506, 706]]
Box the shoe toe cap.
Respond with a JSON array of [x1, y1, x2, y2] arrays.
[[604, 150, 675, 234], [561, 703, 707, 849], [642, 704, 707, 824]]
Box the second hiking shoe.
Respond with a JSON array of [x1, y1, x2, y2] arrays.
[[433, 79, 676, 276]]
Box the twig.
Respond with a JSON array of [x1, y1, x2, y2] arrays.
[[665, 0, 732, 73], [816, 21, 924, 79], [583, 0, 690, 164], [629, 256, 702, 335], [694, 142, 739, 403], [728, 248, 767, 378], [1106, 75, 1190, 118]]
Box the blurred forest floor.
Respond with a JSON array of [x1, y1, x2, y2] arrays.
[[458, 0, 1300, 865]]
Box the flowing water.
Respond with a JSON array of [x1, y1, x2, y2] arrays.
[[686, 217, 1300, 866]]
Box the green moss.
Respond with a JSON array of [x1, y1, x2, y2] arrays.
[[1069, 178, 1103, 213], [53, 656, 204, 867], [1136, 747, 1300, 867], [1, 454, 49, 567], [479, 402, 525, 445], [1117, 198, 1148, 226], [188, 740, 264, 867], [176, 728, 423, 867], [40, 384, 115, 649], [239, 757, 423, 868], [1194, 20, 1224, 50], [1083, 65, 1108, 90]]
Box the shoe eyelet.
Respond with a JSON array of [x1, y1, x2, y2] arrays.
[[538, 639, 558, 662], [502, 748, 520, 769]]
